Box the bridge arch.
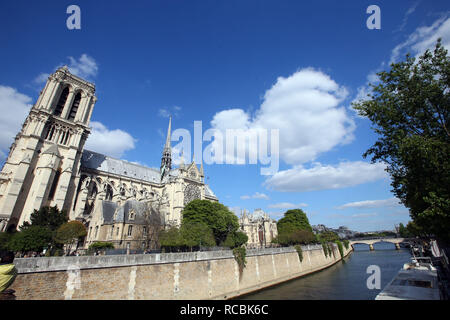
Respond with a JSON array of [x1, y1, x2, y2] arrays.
[[349, 238, 406, 251]]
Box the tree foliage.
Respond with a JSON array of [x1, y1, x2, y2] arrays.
[[277, 209, 313, 234], [317, 231, 339, 243], [7, 226, 52, 253], [336, 240, 344, 259], [222, 230, 249, 249], [353, 39, 450, 242], [182, 200, 240, 245], [4, 206, 69, 255], [88, 242, 115, 250], [54, 221, 87, 246], [22, 206, 68, 231], [160, 200, 247, 251], [180, 222, 216, 248], [274, 229, 316, 246], [0, 232, 13, 251], [159, 222, 216, 251], [274, 209, 315, 246]]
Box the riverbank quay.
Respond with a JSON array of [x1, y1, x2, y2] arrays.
[[9, 244, 352, 300]]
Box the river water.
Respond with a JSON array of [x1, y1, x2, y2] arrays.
[[239, 242, 412, 300]]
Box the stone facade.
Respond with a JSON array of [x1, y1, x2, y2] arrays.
[[239, 209, 278, 248], [10, 245, 353, 300], [0, 67, 218, 250]]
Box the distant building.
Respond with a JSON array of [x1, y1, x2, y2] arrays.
[[312, 224, 329, 234], [312, 224, 357, 239], [239, 209, 278, 248]]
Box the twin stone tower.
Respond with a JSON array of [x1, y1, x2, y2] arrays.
[[0, 67, 217, 250]]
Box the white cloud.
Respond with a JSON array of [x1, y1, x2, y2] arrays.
[[353, 15, 450, 116], [350, 68, 383, 115], [229, 206, 242, 216], [210, 68, 355, 165], [268, 202, 308, 209], [390, 16, 450, 64], [159, 105, 182, 118], [264, 161, 388, 192], [351, 213, 378, 218], [0, 86, 32, 153], [85, 121, 136, 158], [240, 192, 269, 200], [33, 73, 50, 85], [336, 198, 402, 210], [394, 1, 420, 33], [67, 54, 98, 80], [33, 54, 98, 88]]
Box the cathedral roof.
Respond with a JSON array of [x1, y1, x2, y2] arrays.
[[204, 184, 217, 199], [102, 199, 149, 224], [81, 150, 162, 183], [81, 149, 183, 184]]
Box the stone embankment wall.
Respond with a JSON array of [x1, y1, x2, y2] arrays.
[[11, 244, 352, 300]]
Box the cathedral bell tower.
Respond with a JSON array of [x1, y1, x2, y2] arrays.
[[160, 116, 172, 181], [0, 66, 97, 231]]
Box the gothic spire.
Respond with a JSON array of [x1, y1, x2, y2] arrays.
[[160, 116, 172, 180], [164, 115, 172, 150], [199, 158, 204, 177]]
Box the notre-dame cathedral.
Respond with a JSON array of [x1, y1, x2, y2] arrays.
[[0, 67, 218, 250]]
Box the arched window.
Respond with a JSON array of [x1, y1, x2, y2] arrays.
[[68, 92, 81, 121], [48, 169, 61, 201], [105, 184, 113, 201], [54, 87, 69, 117]]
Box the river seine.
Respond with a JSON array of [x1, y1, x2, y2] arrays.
[[238, 242, 412, 300]]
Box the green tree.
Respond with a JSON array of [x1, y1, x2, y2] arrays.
[[406, 221, 424, 238], [54, 221, 87, 254], [21, 206, 68, 231], [159, 227, 184, 251], [222, 230, 248, 249], [0, 232, 13, 251], [182, 200, 239, 245], [275, 209, 314, 246], [180, 222, 216, 250], [398, 223, 410, 238], [336, 240, 344, 259], [317, 231, 340, 243], [352, 39, 450, 243], [277, 209, 312, 234], [88, 242, 115, 251], [7, 226, 52, 253], [290, 229, 316, 244]]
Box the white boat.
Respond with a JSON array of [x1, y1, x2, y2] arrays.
[[375, 257, 442, 300]]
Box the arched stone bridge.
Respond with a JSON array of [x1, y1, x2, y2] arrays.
[[349, 238, 408, 250]]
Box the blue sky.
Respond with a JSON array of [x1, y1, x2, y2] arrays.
[[1, 0, 449, 231]]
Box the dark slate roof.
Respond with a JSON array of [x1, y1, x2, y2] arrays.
[[205, 185, 217, 199], [81, 150, 181, 183], [102, 199, 148, 225], [101, 201, 118, 224]]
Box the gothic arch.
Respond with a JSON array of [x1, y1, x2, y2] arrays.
[[53, 85, 71, 117], [88, 181, 98, 198], [67, 90, 83, 121], [105, 184, 114, 201]]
